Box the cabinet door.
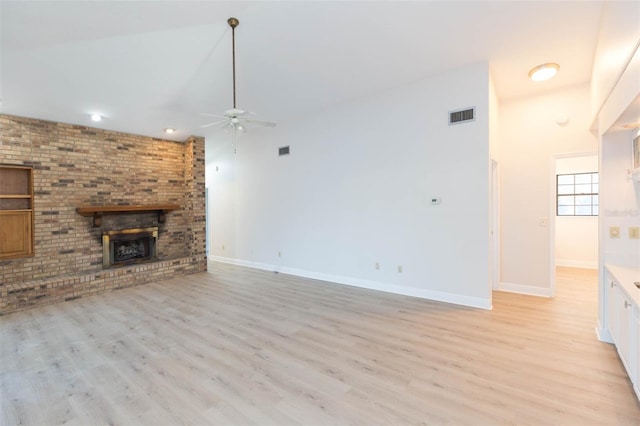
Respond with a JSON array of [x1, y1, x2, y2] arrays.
[[615, 286, 633, 376], [635, 311, 640, 392], [0, 211, 32, 258]]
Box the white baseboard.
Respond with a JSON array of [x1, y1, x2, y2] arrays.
[[209, 255, 276, 272], [595, 323, 614, 344], [208, 256, 492, 310], [555, 259, 598, 269], [496, 281, 553, 298]]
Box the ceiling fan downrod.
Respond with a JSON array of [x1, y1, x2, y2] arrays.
[[228, 17, 239, 109]]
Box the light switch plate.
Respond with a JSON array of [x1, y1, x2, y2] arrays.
[[629, 227, 640, 239]]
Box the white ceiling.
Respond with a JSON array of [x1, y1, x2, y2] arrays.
[[1, 1, 605, 142]]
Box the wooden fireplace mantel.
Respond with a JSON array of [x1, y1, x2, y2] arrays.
[[76, 204, 180, 227]]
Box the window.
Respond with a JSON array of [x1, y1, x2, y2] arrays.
[[556, 172, 598, 216]]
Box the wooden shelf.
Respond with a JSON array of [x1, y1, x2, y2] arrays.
[[76, 204, 180, 227]]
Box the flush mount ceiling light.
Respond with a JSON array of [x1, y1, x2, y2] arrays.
[[164, 128, 176, 134], [90, 113, 103, 122], [528, 63, 560, 82]]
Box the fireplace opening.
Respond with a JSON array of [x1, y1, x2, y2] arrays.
[[103, 227, 158, 268]]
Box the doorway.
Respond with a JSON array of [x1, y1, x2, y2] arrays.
[[550, 153, 599, 295]]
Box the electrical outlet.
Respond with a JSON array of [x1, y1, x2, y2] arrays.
[[629, 227, 640, 239], [398, 265, 403, 273], [609, 226, 620, 238], [375, 262, 380, 270]]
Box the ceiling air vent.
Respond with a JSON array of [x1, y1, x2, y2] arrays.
[[278, 146, 290, 156], [449, 107, 475, 125]]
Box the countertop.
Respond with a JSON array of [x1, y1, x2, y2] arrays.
[[606, 263, 640, 307]]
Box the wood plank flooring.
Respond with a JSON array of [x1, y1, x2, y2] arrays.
[[1, 263, 639, 425]]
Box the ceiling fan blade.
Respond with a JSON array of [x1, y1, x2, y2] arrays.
[[200, 119, 229, 128], [200, 113, 225, 118], [243, 118, 276, 127]]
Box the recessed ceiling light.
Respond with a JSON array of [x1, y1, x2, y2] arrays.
[[90, 114, 103, 122], [164, 128, 176, 134], [528, 63, 559, 82]]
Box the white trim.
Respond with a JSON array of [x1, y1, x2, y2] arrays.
[[491, 158, 501, 291], [596, 322, 614, 344], [549, 156, 557, 298], [209, 256, 492, 310], [209, 255, 276, 272], [555, 259, 598, 269], [496, 281, 553, 298], [598, 138, 607, 342]]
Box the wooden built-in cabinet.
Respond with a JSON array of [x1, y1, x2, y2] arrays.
[[0, 165, 34, 259]]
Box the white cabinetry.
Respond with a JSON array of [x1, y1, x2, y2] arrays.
[[605, 265, 639, 402], [613, 285, 634, 374], [636, 313, 640, 397]]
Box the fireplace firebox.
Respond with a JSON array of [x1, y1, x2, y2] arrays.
[[102, 227, 158, 268]]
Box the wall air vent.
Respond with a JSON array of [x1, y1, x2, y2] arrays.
[[278, 146, 290, 156], [449, 107, 476, 125]]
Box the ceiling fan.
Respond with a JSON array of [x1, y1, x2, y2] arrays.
[[200, 17, 276, 133]]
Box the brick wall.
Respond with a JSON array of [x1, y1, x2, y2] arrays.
[[0, 114, 207, 314]]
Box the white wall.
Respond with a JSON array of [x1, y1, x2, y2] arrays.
[[499, 84, 597, 295], [590, 0, 640, 122], [601, 130, 640, 265], [206, 62, 492, 309], [555, 155, 599, 269], [205, 137, 237, 259]]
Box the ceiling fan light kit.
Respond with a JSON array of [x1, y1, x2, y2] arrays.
[[200, 17, 276, 146]]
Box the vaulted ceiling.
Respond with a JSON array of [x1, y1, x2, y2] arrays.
[[1, 1, 605, 141]]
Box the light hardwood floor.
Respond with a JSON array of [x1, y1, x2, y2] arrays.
[[1, 263, 639, 425]]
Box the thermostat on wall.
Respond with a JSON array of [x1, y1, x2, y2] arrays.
[[431, 197, 442, 205]]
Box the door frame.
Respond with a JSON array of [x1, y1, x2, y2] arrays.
[[550, 151, 599, 297], [491, 158, 500, 291]]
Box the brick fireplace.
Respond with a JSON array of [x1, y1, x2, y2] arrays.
[[0, 114, 207, 314]]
